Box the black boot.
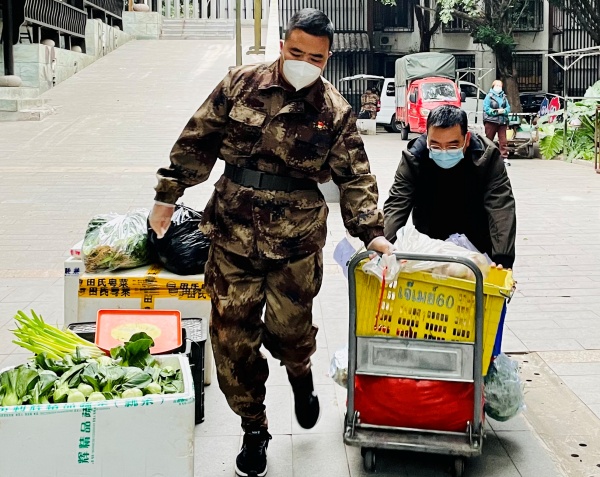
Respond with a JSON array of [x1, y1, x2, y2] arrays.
[[235, 428, 272, 477], [289, 369, 320, 429]]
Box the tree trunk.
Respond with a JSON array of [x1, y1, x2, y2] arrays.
[[495, 51, 522, 113], [414, 0, 441, 52], [420, 32, 432, 52]]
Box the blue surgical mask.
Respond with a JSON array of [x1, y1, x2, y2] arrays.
[[429, 148, 464, 169], [493, 86, 503, 94]]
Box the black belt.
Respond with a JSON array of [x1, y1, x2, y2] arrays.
[[224, 164, 318, 192]]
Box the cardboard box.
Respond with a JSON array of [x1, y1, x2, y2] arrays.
[[64, 257, 214, 385], [0, 355, 195, 477]]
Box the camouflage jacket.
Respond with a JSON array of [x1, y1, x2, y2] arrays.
[[155, 60, 384, 260], [361, 92, 379, 111]]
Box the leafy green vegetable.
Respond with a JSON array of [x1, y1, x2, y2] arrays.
[[110, 332, 157, 369], [118, 367, 152, 391], [53, 383, 70, 403], [12, 310, 104, 360], [78, 383, 94, 398], [30, 370, 58, 404], [144, 382, 162, 395], [1, 319, 186, 407], [67, 390, 86, 403], [88, 392, 106, 402], [82, 210, 150, 273], [121, 388, 143, 399]]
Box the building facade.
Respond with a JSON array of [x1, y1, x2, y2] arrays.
[[277, 0, 598, 102], [371, 0, 551, 92]]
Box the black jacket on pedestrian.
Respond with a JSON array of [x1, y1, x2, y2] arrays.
[[383, 133, 516, 268]]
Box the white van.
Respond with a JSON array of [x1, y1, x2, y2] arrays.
[[377, 78, 486, 133], [376, 78, 401, 132]]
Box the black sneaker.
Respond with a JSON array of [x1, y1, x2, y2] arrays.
[[289, 370, 321, 429], [235, 429, 272, 477]]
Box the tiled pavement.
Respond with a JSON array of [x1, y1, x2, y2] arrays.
[[2, 32, 600, 476]]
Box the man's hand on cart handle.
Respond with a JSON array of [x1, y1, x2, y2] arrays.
[[149, 202, 175, 239], [367, 236, 396, 258]]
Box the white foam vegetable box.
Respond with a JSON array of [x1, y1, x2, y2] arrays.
[[63, 256, 214, 385], [63, 257, 212, 326], [0, 355, 195, 477]]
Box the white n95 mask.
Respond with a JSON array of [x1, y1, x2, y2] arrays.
[[283, 60, 322, 91]]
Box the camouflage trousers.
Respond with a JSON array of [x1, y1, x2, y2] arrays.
[[204, 244, 323, 431]]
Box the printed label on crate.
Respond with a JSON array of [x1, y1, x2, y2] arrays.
[[77, 404, 97, 465], [0, 396, 177, 419], [78, 272, 210, 307]]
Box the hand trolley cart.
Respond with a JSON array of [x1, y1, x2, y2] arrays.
[[344, 252, 515, 476]]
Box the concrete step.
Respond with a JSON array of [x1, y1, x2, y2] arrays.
[[162, 19, 234, 26], [160, 18, 235, 40], [0, 87, 41, 100], [0, 98, 46, 112], [160, 32, 235, 39], [162, 26, 234, 32], [0, 107, 55, 122]]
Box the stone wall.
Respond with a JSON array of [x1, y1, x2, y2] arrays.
[[0, 22, 132, 95], [123, 12, 162, 40]]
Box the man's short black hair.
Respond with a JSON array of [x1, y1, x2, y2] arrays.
[[426, 105, 468, 136], [285, 8, 334, 48]]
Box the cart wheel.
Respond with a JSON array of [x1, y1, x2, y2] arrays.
[[452, 457, 466, 477], [363, 449, 376, 473]]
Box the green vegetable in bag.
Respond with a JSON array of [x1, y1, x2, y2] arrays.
[[82, 209, 150, 272]]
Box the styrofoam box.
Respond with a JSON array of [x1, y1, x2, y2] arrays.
[[64, 256, 214, 385], [0, 355, 195, 477], [64, 257, 212, 326]]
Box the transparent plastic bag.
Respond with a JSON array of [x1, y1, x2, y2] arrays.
[[82, 209, 150, 273], [362, 253, 401, 283], [484, 353, 525, 421], [446, 233, 492, 265], [395, 224, 490, 280], [329, 346, 349, 388]]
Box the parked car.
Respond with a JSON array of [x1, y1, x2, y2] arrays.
[[377, 78, 400, 133]]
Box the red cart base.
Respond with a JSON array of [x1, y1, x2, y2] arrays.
[[354, 375, 482, 433]]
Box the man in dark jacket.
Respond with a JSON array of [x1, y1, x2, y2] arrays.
[[384, 105, 516, 269]]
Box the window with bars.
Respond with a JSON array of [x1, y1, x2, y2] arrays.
[[513, 0, 544, 31], [514, 54, 543, 92], [454, 54, 476, 83], [442, 9, 470, 32], [373, 0, 414, 31]]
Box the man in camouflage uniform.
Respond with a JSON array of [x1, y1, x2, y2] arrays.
[[361, 88, 379, 119], [150, 8, 393, 476]]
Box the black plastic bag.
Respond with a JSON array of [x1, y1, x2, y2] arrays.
[[147, 204, 211, 275]]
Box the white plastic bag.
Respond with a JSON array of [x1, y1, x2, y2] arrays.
[[329, 346, 349, 388], [395, 224, 490, 280], [362, 253, 401, 283], [484, 353, 526, 421]]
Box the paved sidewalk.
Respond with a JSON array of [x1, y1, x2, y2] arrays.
[[1, 34, 596, 476]]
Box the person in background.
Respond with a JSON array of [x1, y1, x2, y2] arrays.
[[360, 88, 379, 119], [483, 79, 511, 166], [149, 8, 393, 477]]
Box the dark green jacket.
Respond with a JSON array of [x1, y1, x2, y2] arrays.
[[383, 133, 517, 268]]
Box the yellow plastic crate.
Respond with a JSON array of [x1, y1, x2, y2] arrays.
[[354, 264, 514, 376]]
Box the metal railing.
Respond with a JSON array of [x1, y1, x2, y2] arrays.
[[24, 0, 87, 38], [160, 0, 268, 21], [280, 0, 366, 32], [85, 0, 123, 20], [595, 106, 600, 173]]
